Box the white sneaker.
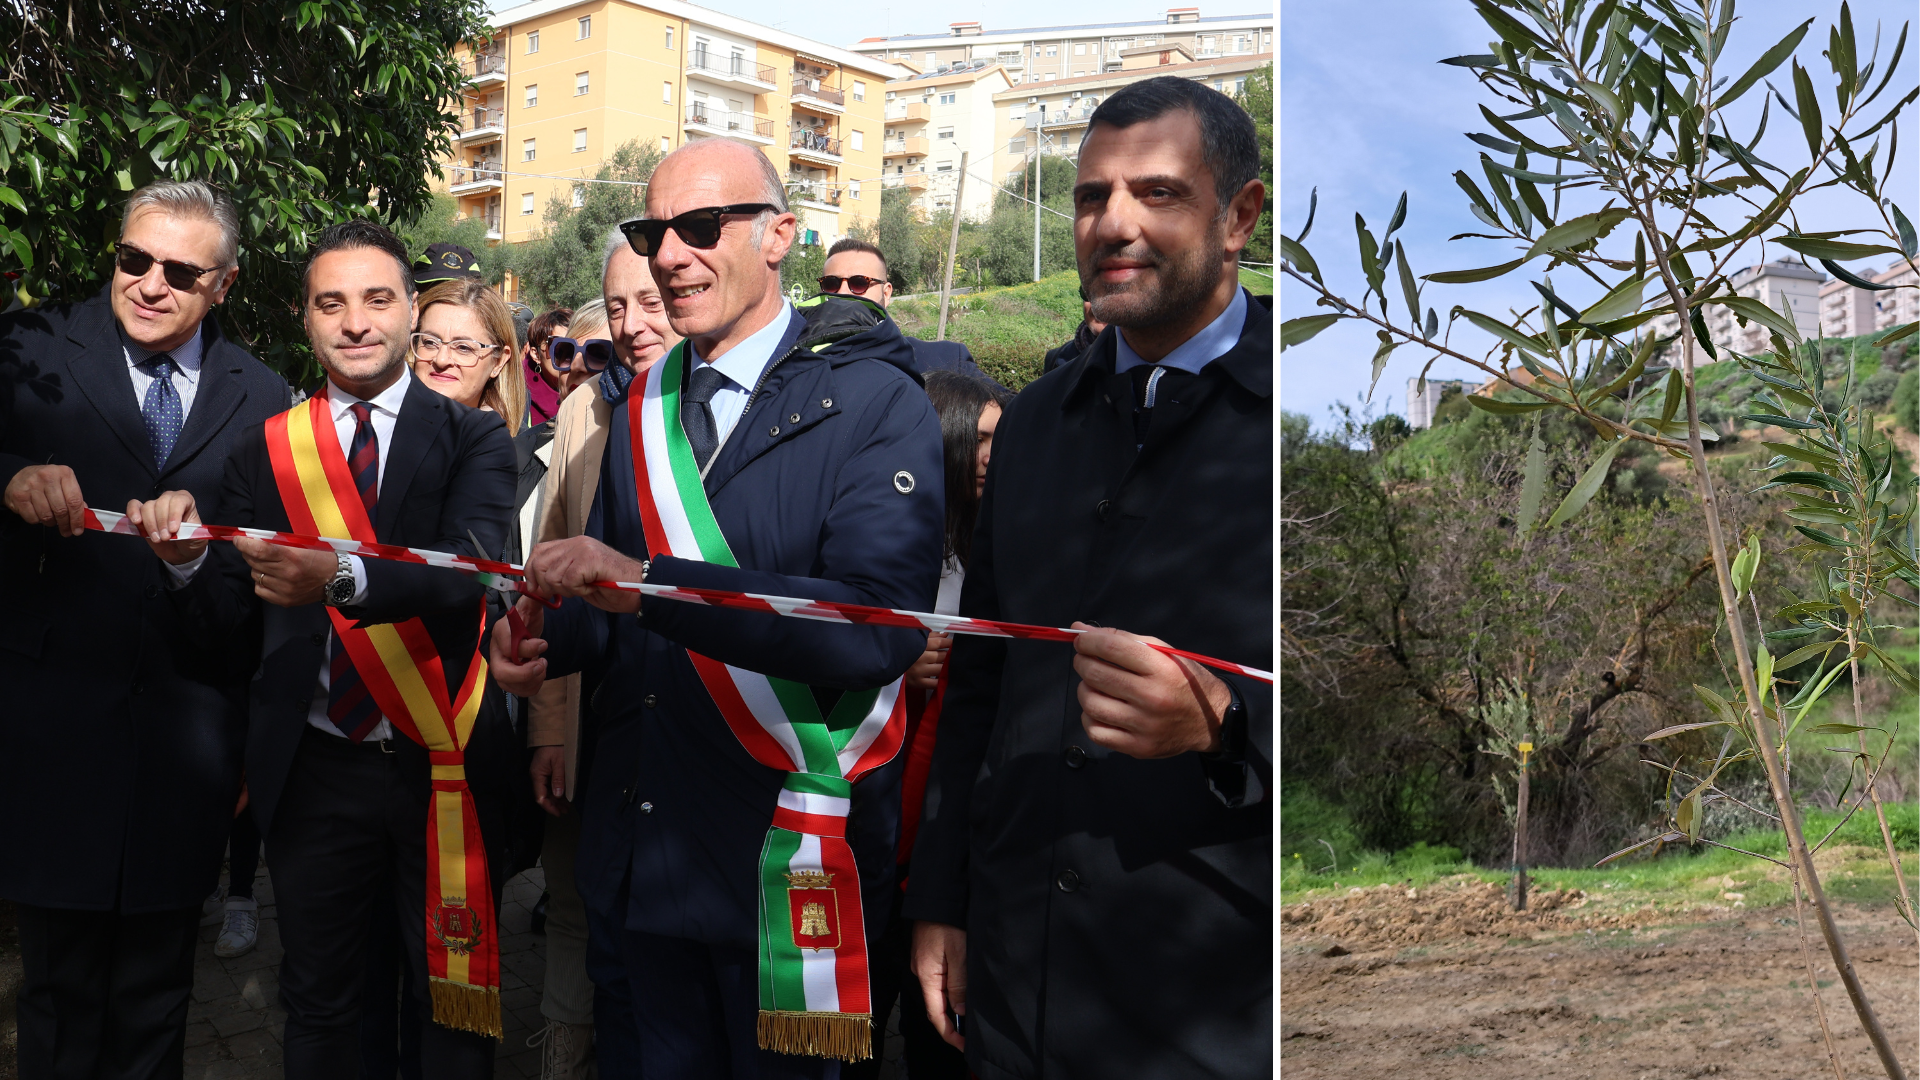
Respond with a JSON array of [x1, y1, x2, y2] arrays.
[[214, 897, 258, 958], [200, 888, 226, 925]]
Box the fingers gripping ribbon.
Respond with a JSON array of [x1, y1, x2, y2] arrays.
[[83, 508, 1272, 684]]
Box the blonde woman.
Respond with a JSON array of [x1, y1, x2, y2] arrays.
[[410, 278, 525, 436]]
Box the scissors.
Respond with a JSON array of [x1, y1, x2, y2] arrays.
[[468, 530, 559, 667]]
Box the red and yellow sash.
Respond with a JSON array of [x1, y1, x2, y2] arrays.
[[264, 395, 502, 1038]]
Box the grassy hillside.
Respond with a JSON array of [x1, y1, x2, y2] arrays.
[[890, 267, 1273, 390]]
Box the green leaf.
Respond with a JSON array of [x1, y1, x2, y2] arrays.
[[1791, 60, 1823, 161], [1467, 132, 1524, 155], [1356, 214, 1385, 297], [1762, 441, 1840, 469], [1467, 394, 1558, 415], [1755, 642, 1774, 694], [1820, 258, 1900, 291], [1719, 18, 1813, 108], [1441, 54, 1504, 68], [1702, 294, 1802, 343], [1452, 171, 1499, 221], [1472, 0, 1551, 52], [1383, 190, 1408, 241], [1693, 684, 1739, 726], [1395, 241, 1420, 326], [1807, 723, 1869, 735], [1484, 159, 1588, 185], [1772, 234, 1904, 260], [1873, 321, 1917, 346], [1295, 185, 1317, 242], [1460, 309, 1550, 356], [1422, 258, 1527, 284], [1863, 642, 1920, 693], [1793, 524, 1851, 548], [1731, 534, 1760, 599], [1743, 413, 1821, 430], [1590, 331, 1655, 401], [1775, 638, 1844, 670], [1891, 203, 1918, 259], [1524, 207, 1632, 260], [1579, 275, 1646, 325], [1278, 236, 1321, 284], [1367, 332, 1400, 401], [1643, 720, 1732, 740], [1658, 367, 1684, 426], [1544, 439, 1624, 529], [1280, 315, 1341, 350], [1516, 416, 1547, 537], [0, 186, 24, 214], [1675, 791, 1701, 839]]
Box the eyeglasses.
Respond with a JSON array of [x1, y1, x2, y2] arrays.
[[619, 204, 779, 257], [114, 243, 223, 291], [818, 275, 885, 295], [550, 337, 617, 373], [410, 332, 503, 366]]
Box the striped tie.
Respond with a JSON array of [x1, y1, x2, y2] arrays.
[[327, 402, 382, 740]]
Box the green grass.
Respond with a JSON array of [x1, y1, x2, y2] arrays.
[[889, 268, 1271, 390]]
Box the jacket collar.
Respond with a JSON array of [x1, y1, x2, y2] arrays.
[[1064, 289, 1271, 404]]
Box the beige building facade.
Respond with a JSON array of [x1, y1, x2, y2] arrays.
[[443, 0, 901, 260], [880, 64, 1015, 220], [1821, 261, 1919, 338], [850, 8, 1270, 86], [1648, 260, 1825, 357]]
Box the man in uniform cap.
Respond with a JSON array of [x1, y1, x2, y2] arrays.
[[411, 242, 483, 292]]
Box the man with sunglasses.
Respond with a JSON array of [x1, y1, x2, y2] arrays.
[[818, 239, 1005, 393], [490, 137, 944, 1079], [0, 179, 291, 1079]]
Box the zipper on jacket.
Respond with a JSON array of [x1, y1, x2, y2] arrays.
[[739, 342, 806, 419]]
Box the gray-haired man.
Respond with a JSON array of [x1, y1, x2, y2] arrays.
[[0, 180, 291, 1077]]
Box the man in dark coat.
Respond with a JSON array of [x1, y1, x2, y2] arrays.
[[0, 179, 290, 1078], [818, 238, 1008, 392], [131, 221, 520, 1080], [903, 77, 1272, 1080], [492, 137, 943, 1079]]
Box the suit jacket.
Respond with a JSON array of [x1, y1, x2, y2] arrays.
[[0, 288, 289, 912], [903, 295, 1273, 1080], [904, 336, 1008, 394], [539, 299, 945, 946], [169, 376, 527, 857]]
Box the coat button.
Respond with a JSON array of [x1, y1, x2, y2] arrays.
[[640, 801, 654, 814], [644, 695, 658, 708], [1063, 745, 1088, 769], [769, 425, 780, 437], [145, 584, 160, 598], [821, 398, 833, 408], [1056, 869, 1081, 893], [789, 412, 801, 424], [297, 697, 311, 710], [131, 682, 146, 695], [311, 633, 326, 646], [1095, 499, 1111, 521]]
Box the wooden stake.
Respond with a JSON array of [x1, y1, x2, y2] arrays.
[[1514, 741, 1532, 912]]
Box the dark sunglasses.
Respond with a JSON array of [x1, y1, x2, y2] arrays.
[[619, 204, 779, 257], [550, 337, 617, 373], [819, 275, 885, 295], [114, 243, 223, 291]]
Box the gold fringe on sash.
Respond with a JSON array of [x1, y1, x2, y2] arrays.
[[429, 977, 504, 1039], [756, 1009, 875, 1062]]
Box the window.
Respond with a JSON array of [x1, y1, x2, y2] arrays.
[[939, 92, 956, 105], [1073, 71, 1084, 77], [659, 135, 671, 152], [521, 192, 535, 215], [662, 82, 673, 103], [1074, 43, 1086, 55], [1009, 137, 1025, 153], [1045, 45, 1057, 56], [852, 81, 866, 101], [851, 184, 860, 199], [850, 129, 864, 151], [522, 138, 536, 161], [571, 185, 585, 208], [1235, 77, 1246, 94], [573, 128, 588, 153], [576, 71, 590, 95], [936, 126, 953, 139], [1032, 46, 1041, 56], [524, 84, 538, 107], [925, 52, 937, 66], [936, 160, 953, 172], [1009, 104, 1025, 119], [1043, 72, 1056, 80], [526, 30, 539, 52], [577, 16, 591, 38], [665, 27, 674, 49]]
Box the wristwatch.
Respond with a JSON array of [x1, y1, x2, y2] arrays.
[[323, 552, 356, 607]]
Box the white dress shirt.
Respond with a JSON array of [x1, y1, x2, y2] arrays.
[[1113, 286, 1251, 376], [124, 325, 206, 422], [685, 302, 796, 454], [168, 369, 415, 741]]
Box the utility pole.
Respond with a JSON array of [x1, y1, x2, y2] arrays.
[[1032, 134, 1044, 282], [936, 151, 969, 342]]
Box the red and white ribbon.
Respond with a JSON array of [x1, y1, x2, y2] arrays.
[[82, 507, 1273, 684]]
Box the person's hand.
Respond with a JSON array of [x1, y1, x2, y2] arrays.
[[234, 536, 337, 607], [1071, 623, 1232, 758], [522, 535, 646, 614], [530, 744, 569, 816], [490, 595, 549, 696], [5, 463, 87, 536], [906, 631, 950, 691], [125, 491, 208, 565], [911, 921, 967, 1050]]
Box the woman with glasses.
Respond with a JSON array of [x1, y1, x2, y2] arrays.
[[542, 299, 614, 402], [524, 307, 573, 427], [409, 279, 526, 434]]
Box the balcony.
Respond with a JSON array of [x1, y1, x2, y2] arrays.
[[881, 171, 930, 192], [882, 135, 928, 158], [466, 53, 506, 86], [788, 130, 841, 164], [684, 105, 774, 144], [884, 102, 929, 123], [790, 179, 842, 212], [459, 106, 505, 143], [687, 52, 777, 93], [449, 161, 503, 194], [458, 213, 503, 242], [790, 75, 845, 113], [1038, 111, 1096, 131]]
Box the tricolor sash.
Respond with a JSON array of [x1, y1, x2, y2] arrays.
[[264, 395, 502, 1038], [629, 343, 907, 1062]]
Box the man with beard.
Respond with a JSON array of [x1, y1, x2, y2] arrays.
[[129, 220, 520, 1079], [903, 76, 1272, 1079]]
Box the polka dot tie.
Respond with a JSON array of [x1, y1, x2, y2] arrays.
[[140, 353, 182, 469]]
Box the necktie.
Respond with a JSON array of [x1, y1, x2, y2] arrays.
[[328, 402, 382, 741], [682, 362, 729, 471], [140, 354, 183, 469]]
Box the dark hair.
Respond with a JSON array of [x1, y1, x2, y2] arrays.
[[827, 237, 889, 279], [303, 220, 414, 302], [1083, 75, 1258, 215], [529, 307, 573, 350], [923, 371, 1013, 566]]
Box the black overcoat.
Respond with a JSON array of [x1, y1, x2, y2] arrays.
[[0, 289, 290, 912], [904, 294, 1273, 1080]]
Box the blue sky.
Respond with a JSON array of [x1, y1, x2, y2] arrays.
[[1280, 0, 1920, 429]]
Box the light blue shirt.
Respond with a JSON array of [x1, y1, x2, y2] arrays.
[[1113, 287, 1251, 376], [688, 302, 796, 459]]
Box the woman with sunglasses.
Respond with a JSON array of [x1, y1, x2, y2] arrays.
[[543, 299, 615, 401]]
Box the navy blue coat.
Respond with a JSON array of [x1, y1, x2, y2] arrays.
[[0, 289, 289, 912], [542, 298, 946, 947], [904, 336, 1007, 393]]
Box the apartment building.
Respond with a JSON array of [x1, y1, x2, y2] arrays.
[[1647, 260, 1825, 357], [850, 8, 1271, 86], [1406, 378, 1469, 429], [992, 52, 1272, 172], [1821, 261, 1920, 338], [442, 0, 901, 255], [879, 63, 1015, 219]]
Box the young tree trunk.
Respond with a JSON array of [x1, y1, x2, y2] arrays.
[[1512, 763, 1530, 913]]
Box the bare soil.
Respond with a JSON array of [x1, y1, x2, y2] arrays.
[[1282, 877, 1920, 1078]]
